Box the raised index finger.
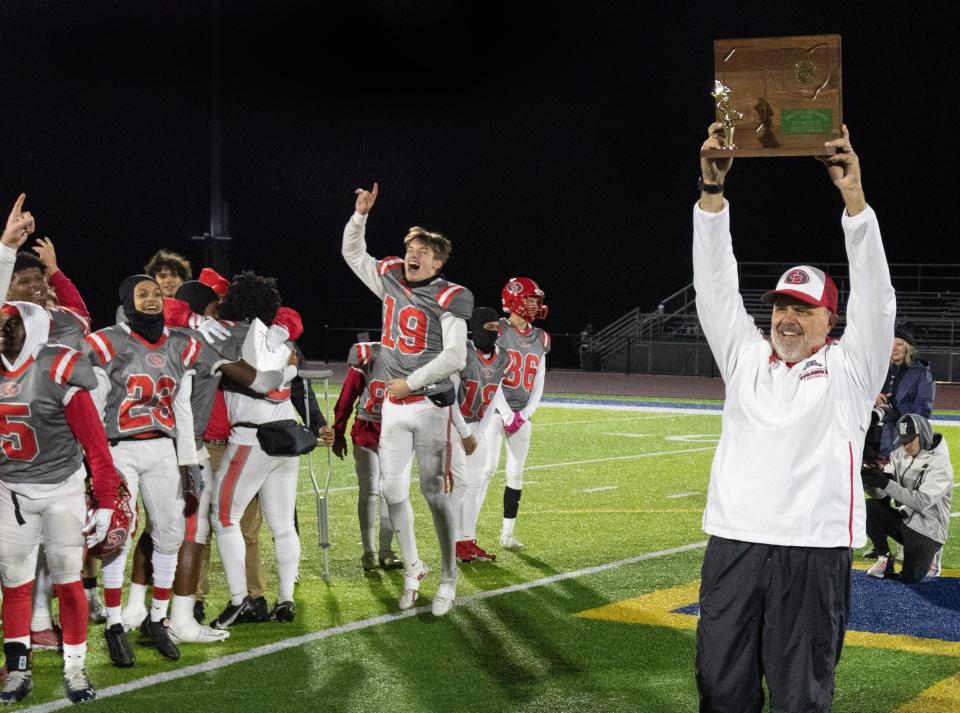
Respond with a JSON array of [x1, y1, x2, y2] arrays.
[[7, 193, 25, 222], [370, 182, 379, 201]]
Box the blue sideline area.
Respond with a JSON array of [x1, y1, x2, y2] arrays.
[[673, 571, 960, 642]]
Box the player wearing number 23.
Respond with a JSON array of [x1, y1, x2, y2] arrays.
[[84, 275, 201, 664]]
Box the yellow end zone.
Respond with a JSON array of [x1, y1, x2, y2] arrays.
[[576, 562, 960, 659]]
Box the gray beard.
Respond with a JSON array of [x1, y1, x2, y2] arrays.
[[771, 332, 814, 363]]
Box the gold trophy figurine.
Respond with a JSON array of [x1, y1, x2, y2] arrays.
[[711, 80, 743, 149]]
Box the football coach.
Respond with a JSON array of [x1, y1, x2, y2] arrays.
[[692, 123, 895, 713]]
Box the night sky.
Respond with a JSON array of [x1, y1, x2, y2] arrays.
[[3, 2, 956, 364]]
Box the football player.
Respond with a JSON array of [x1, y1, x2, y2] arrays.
[[487, 278, 550, 550], [452, 307, 509, 562], [0, 301, 121, 704], [207, 272, 314, 629], [342, 183, 473, 616], [144, 249, 191, 299], [332, 342, 402, 571], [85, 275, 202, 665]]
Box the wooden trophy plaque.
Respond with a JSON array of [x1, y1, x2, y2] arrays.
[[701, 34, 843, 158]]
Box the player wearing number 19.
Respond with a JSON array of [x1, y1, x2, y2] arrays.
[[84, 275, 202, 666], [342, 183, 474, 616]]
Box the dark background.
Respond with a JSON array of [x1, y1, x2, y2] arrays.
[[3, 2, 956, 361]]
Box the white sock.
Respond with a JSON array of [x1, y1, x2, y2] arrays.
[[169, 594, 197, 631], [501, 517, 516, 536], [106, 606, 122, 627], [63, 642, 87, 671], [150, 597, 171, 622], [150, 551, 178, 590], [127, 582, 148, 611], [274, 530, 301, 603], [387, 500, 419, 579], [216, 525, 249, 605], [31, 566, 53, 631]]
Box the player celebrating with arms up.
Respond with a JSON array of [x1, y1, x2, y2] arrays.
[[342, 183, 473, 615]]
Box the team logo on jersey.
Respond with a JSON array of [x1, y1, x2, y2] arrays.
[[0, 382, 21, 398], [145, 353, 166, 369], [799, 358, 828, 381], [518, 336, 533, 347], [784, 269, 810, 285], [481, 367, 494, 379]]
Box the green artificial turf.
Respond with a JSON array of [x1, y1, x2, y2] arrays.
[[14, 392, 960, 712]]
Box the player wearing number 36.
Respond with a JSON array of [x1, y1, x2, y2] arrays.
[[84, 275, 201, 665], [342, 183, 474, 616]]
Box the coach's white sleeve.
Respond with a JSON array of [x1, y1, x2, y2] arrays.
[[692, 200, 765, 382], [405, 314, 467, 392], [520, 357, 546, 421], [341, 212, 386, 299], [0, 244, 15, 302], [173, 371, 199, 466], [837, 206, 896, 398]]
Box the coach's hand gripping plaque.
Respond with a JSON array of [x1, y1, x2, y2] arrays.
[[701, 34, 842, 158]]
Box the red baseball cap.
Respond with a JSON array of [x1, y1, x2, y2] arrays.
[[761, 265, 838, 314], [198, 267, 230, 297]]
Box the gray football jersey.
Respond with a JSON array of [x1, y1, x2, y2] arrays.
[[495, 318, 550, 411], [458, 341, 509, 424], [376, 257, 473, 396], [171, 326, 221, 445], [0, 345, 98, 485], [209, 321, 293, 405], [49, 307, 90, 350], [85, 325, 201, 440], [347, 342, 385, 424]]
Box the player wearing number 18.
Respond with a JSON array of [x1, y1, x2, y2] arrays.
[[0, 302, 121, 704], [84, 275, 202, 665], [342, 183, 474, 616]]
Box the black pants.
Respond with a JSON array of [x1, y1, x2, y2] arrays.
[[695, 537, 852, 713], [865, 498, 940, 583]]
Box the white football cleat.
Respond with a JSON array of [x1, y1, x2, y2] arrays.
[[168, 620, 230, 644], [499, 532, 524, 550], [866, 555, 891, 578], [121, 604, 148, 632], [431, 580, 457, 617], [398, 561, 429, 610], [87, 589, 107, 625]]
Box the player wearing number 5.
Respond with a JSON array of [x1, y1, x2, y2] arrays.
[[84, 275, 201, 666], [342, 183, 473, 615]]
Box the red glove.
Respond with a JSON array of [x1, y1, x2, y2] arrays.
[[273, 306, 304, 341]]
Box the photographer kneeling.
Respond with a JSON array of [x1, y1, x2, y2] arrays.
[[862, 414, 952, 582]]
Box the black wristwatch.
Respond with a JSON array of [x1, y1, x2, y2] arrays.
[[698, 177, 723, 194]]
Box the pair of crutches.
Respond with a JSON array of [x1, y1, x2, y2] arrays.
[[300, 370, 334, 583]]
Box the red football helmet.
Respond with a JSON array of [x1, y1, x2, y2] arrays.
[[85, 479, 137, 558], [501, 277, 548, 322]]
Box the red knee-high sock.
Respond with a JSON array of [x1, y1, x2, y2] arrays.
[[53, 581, 88, 646], [2, 581, 35, 639], [104, 588, 123, 608]]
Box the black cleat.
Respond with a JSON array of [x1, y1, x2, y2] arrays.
[[211, 596, 253, 630], [138, 618, 154, 647], [104, 624, 135, 668], [64, 667, 96, 703], [0, 671, 31, 705], [272, 601, 296, 623], [241, 596, 272, 624], [193, 600, 206, 625], [146, 619, 180, 661]]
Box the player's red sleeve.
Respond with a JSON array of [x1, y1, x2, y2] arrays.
[[163, 297, 192, 327], [273, 306, 304, 341], [64, 390, 119, 509], [333, 367, 365, 437], [48, 271, 90, 319]]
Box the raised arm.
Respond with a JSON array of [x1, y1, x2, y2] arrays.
[[693, 124, 763, 381], [0, 194, 35, 299], [826, 127, 896, 397], [341, 182, 385, 299]]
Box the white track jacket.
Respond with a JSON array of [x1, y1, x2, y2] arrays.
[[693, 201, 895, 548]]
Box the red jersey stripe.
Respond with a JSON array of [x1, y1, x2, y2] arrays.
[[218, 445, 252, 528], [436, 284, 464, 309], [377, 257, 404, 275]]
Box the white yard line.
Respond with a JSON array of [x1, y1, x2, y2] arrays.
[[22, 541, 708, 712], [601, 433, 654, 438], [667, 492, 700, 499], [584, 485, 618, 493]]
